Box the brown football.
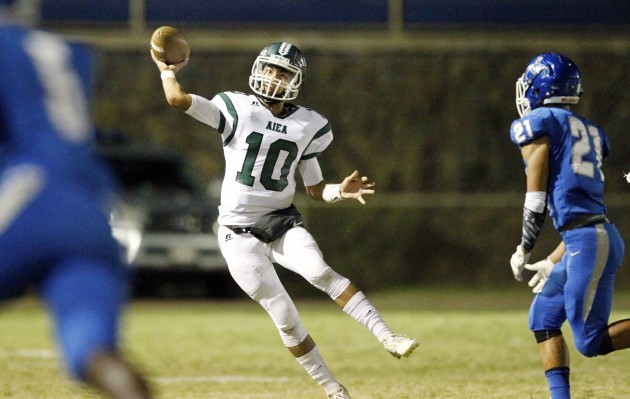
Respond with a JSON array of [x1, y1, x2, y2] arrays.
[[150, 26, 190, 65]]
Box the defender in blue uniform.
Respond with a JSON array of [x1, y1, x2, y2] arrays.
[[509, 53, 630, 399], [0, 4, 152, 398]]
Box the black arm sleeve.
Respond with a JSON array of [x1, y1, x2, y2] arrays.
[[521, 207, 546, 251]]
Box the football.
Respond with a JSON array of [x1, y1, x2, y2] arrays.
[[150, 26, 190, 65]]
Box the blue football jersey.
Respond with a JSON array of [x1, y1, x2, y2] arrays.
[[510, 107, 609, 230], [0, 25, 123, 301], [0, 24, 116, 205]]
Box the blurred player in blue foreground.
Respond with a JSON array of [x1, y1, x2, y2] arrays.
[[508, 52, 630, 399], [0, 2, 152, 398]]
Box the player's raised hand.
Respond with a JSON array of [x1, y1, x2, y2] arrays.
[[340, 170, 375, 205], [150, 50, 188, 74]]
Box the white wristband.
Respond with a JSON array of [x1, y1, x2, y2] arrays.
[[524, 191, 546, 213], [322, 184, 343, 203], [161, 70, 176, 80]]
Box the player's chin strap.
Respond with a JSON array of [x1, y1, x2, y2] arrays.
[[521, 191, 546, 251]]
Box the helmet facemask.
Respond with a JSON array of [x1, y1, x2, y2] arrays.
[[515, 75, 531, 117]]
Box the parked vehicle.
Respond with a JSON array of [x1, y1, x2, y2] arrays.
[[99, 144, 238, 298]]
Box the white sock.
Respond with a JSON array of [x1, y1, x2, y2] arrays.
[[296, 346, 341, 394], [343, 291, 392, 342]]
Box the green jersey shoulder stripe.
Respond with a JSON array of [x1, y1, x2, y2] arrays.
[[217, 113, 226, 135], [301, 121, 331, 160], [313, 122, 331, 139], [217, 92, 238, 146], [301, 152, 321, 160]]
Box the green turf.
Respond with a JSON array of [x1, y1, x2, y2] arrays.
[[2, 288, 630, 398]]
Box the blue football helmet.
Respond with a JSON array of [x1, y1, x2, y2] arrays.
[[516, 53, 582, 117], [249, 42, 306, 102]]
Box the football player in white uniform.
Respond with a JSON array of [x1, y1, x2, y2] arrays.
[[152, 41, 418, 399]]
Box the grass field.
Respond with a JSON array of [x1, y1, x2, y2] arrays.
[[2, 287, 630, 398]]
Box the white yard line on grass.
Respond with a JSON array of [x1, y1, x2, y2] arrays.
[[0, 349, 56, 358], [153, 376, 292, 384]]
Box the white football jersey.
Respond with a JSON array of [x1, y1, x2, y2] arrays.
[[186, 91, 333, 225]]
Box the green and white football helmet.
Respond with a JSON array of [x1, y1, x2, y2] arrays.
[[249, 42, 306, 102]]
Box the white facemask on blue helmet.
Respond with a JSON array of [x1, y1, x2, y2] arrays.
[[249, 42, 306, 102], [516, 53, 582, 117]]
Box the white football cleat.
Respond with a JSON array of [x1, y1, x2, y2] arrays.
[[327, 385, 351, 399], [383, 333, 419, 359]]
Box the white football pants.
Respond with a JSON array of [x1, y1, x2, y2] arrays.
[[217, 225, 351, 347]]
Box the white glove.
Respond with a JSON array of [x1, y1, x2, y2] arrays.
[[510, 245, 531, 282], [524, 257, 556, 294]]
